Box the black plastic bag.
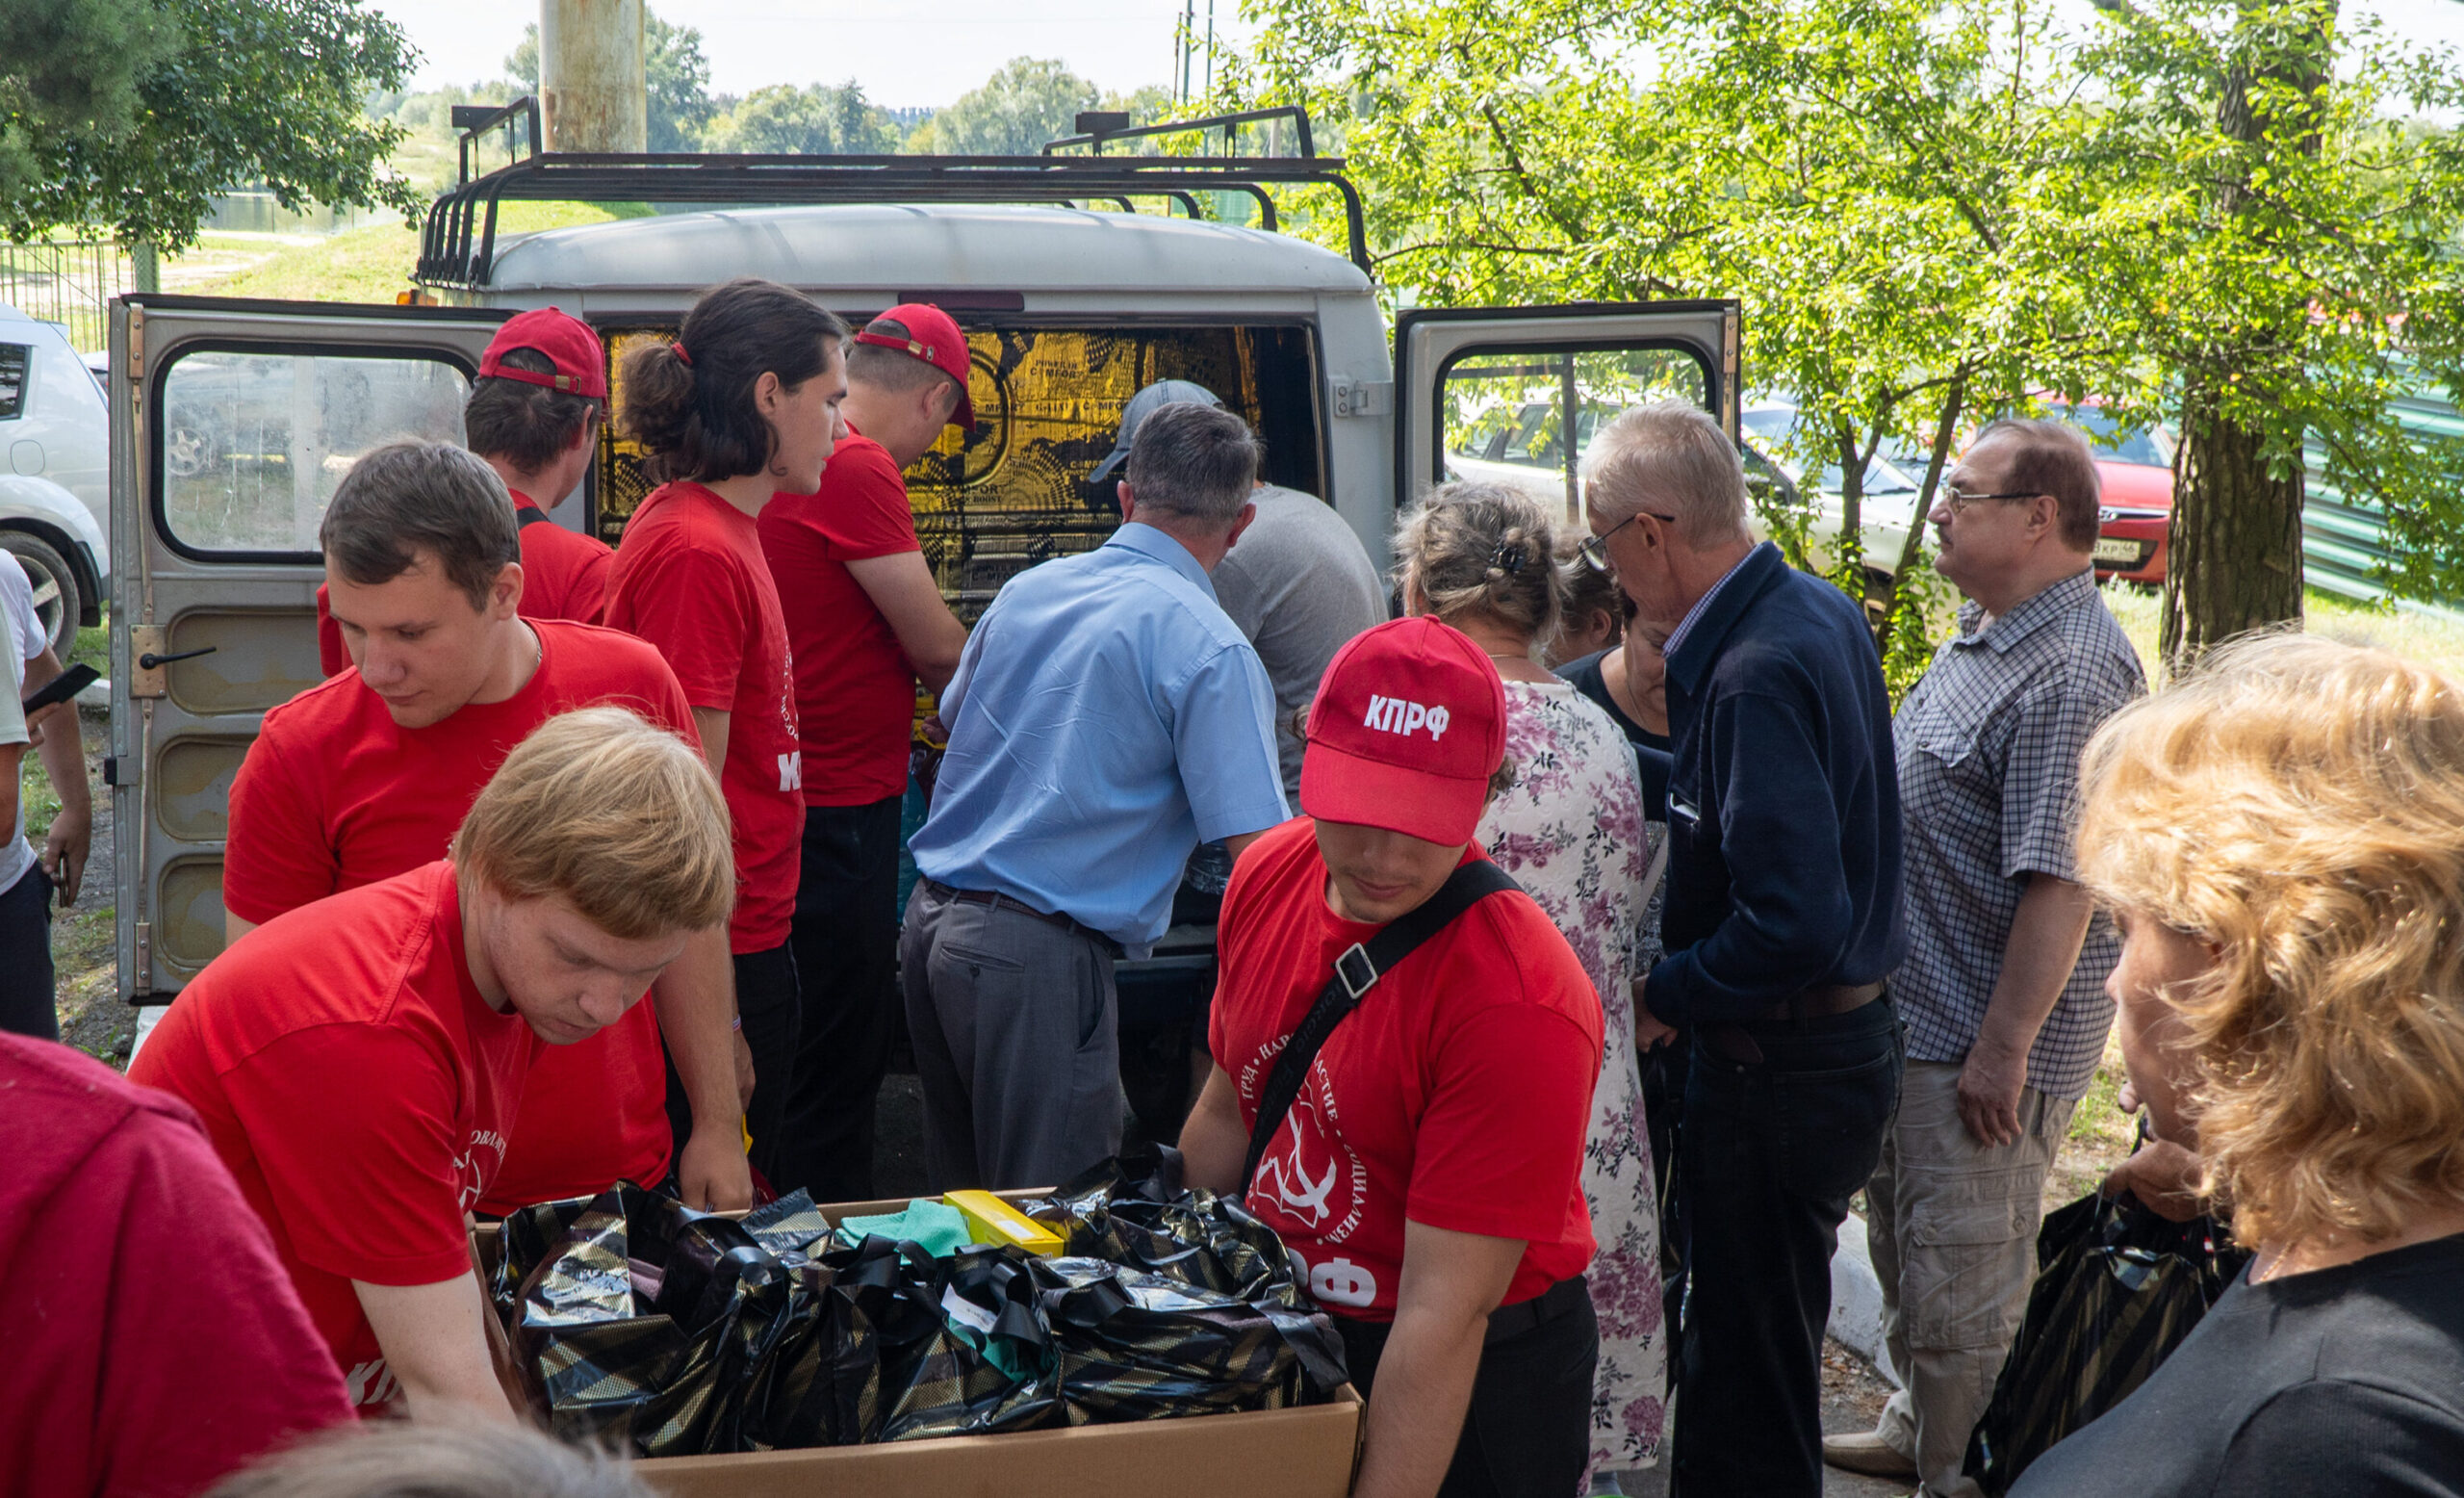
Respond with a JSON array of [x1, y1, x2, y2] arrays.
[[494, 1185, 832, 1457], [1021, 1147, 1349, 1418], [1964, 1188, 2249, 1495], [796, 1235, 1062, 1444], [1034, 1256, 1335, 1422]]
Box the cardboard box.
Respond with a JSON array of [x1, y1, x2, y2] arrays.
[[479, 1191, 1365, 1498], [632, 1386, 1364, 1498]]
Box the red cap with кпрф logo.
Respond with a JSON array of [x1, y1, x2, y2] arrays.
[[1299, 615, 1509, 846]]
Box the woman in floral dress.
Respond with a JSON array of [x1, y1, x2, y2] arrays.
[[1396, 481, 1666, 1489]]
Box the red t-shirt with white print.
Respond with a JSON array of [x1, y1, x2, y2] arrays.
[[605, 481, 805, 952], [1208, 817, 1603, 1323], [130, 861, 543, 1411], [221, 618, 698, 1214]]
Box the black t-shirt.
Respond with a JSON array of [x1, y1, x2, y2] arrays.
[[1558, 647, 1673, 820], [2013, 1232, 2464, 1498], [1556, 648, 1669, 752]]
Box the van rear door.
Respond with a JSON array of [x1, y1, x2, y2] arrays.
[[108, 296, 508, 1000], [1394, 300, 1741, 523]]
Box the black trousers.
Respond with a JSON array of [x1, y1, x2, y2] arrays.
[[665, 942, 801, 1190], [773, 794, 905, 1201], [1641, 1030, 1690, 1361], [1337, 1282, 1599, 1498], [0, 862, 55, 1042], [1670, 999, 1903, 1498]]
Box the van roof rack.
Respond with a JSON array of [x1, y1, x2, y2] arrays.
[[416, 101, 1370, 289]]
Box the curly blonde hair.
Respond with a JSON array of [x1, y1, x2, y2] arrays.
[[1394, 480, 1562, 646], [2075, 632, 2464, 1249]]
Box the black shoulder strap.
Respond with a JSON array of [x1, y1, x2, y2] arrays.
[[515, 505, 552, 530], [1240, 858, 1522, 1194]]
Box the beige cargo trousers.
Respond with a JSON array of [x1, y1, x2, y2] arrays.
[[1865, 1059, 2077, 1498]]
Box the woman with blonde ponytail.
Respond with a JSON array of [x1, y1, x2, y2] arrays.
[[1396, 480, 1668, 1485]]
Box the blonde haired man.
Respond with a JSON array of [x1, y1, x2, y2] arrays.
[[134, 709, 733, 1423]]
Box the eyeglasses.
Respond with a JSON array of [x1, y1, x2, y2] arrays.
[[1578, 509, 1683, 575], [1938, 486, 2047, 517]]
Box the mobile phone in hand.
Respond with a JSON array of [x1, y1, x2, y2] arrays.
[[22, 661, 99, 714]]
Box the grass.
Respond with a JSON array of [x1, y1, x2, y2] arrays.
[[2096, 580, 2464, 682], [172, 200, 655, 305]]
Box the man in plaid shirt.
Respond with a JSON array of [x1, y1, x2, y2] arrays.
[[1824, 419, 2145, 1495]]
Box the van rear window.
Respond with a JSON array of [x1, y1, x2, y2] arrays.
[[595, 323, 1323, 620], [156, 349, 469, 555]]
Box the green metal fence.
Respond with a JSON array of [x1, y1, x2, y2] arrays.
[[2302, 394, 2464, 613], [0, 238, 131, 352]]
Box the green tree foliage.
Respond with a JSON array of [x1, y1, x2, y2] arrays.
[[924, 57, 1102, 156], [2, 0, 419, 254], [704, 81, 902, 155], [0, 0, 182, 210], [506, 9, 714, 152], [2075, 0, 2464, 657], [1223, 0, 2464, 660]]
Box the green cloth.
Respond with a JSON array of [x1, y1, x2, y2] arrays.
[[833, 1199, 970, 1257], [832, 1200, 1047, 1381]]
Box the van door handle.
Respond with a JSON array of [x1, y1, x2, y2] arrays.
[[137, 645, 217, 670]]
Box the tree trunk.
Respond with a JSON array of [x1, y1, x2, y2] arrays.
[[2160, 0, 2332, 664], [2161, 381, 2304, 664]]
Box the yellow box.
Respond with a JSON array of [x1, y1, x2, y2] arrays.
[[943, 1189, 1066, 1255]]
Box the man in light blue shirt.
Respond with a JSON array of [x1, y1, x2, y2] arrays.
[[903, 400, 1290, 1190]]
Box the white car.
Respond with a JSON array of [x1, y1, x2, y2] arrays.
[[1737, 401, 1928, 589], [0, 303, 109, 656]]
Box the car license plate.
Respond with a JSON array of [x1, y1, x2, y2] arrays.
[[2093, 537, 2143, 565]]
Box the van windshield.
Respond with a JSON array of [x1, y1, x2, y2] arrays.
[[595, 323, 1323, 618]]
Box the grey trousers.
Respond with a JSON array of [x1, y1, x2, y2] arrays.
[[898, 881, 1125, 1192], [1865, 1059, 2077, 1498]]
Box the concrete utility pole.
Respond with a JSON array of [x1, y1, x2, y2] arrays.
[[540, 0, 648, 153]]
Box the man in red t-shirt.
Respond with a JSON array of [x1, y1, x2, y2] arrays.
[[226, 441, 750, 1216], [1, 1030, 351, 1493], [759, 303, 972, 1200], [315, 306, 616, 676], [137, 708, 735, 1422], [1183, 617, 1605, 1498]]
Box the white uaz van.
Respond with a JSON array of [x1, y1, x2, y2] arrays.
[[108, 110, 1742, 1106]]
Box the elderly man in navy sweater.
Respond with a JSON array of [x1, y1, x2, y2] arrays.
[[1582, 400, 1908, 1498]]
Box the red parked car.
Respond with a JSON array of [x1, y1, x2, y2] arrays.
[[2041, 401, 2173, 584]]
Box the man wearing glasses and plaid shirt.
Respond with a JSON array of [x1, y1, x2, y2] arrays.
[[1823, 418, 2145, 1496]]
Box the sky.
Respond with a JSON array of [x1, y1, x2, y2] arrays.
[[386, 0, 1242, 110], [383, 0, 2464, 112]]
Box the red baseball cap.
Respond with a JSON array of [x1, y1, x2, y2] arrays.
[[1300, 616, 1509, 846], [854, 303, 976, 432], [477, 306, 607, 399]]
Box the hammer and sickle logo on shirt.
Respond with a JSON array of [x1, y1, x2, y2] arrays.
[[1261, 1108, 1339, 1225]]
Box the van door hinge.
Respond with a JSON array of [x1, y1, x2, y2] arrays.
[[1332, 379, 1393, 419], [134, 921, 151, 976], [127, 305, 144, 383]]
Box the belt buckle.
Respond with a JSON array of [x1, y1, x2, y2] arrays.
[[1335, 943, 1378, 1000]]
